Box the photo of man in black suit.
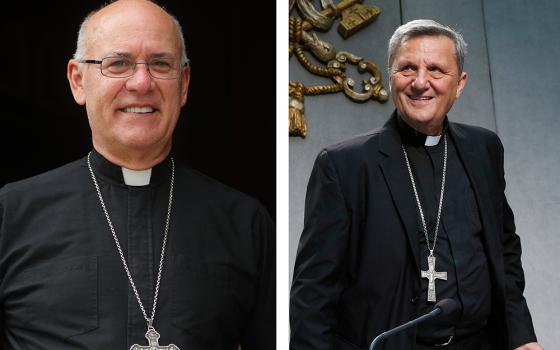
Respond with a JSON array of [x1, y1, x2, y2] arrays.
[[290, 19, 542, 350]]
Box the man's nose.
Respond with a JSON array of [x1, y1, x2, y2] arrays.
[[411, 69, 429, 91], [125, 63, 153, 93]]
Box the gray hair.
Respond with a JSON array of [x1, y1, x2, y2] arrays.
[[388, 19, 467, 75], [73, 2, 189, 66]]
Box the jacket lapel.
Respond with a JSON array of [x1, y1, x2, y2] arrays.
[[378, 114, 421, 272], [448, 122, 503, 278]]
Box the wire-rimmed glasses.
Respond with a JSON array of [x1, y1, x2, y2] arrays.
[[80, 56, 186, 79]]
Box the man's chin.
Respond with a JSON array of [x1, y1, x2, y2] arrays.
[[110, 133, 169, 152], [401, 112, 435, 125], [120, 139, 166, 151], [400, 112, 445, 133]]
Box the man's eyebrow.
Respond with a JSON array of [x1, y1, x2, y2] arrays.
[[148, 52, 176, 59], [103, 52, 176, 59], [102, 51, 133, 58]]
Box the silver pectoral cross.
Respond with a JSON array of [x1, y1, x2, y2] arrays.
[[130, 327, 180, 350], [421, 255, 447, 302]]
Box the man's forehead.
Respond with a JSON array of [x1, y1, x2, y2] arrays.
[[86, 1, 178, 46], [89, 14, 176, 37], [396, 35, 455, 58], [401, 35, 454, 49], [86, 12, 180, 58]]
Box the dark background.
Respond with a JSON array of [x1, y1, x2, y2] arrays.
[[0, 1, 276, 219]]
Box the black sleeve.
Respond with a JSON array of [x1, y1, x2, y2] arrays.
[[0, 189, 7, 348], [290, 150, 350, 350], [496, 138, 537, 348], [240, 204, 276, 350]]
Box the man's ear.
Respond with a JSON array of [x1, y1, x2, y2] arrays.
[[455, 71, 468, 99], [180, 65, 191, 107], [67, 59, 86, 105]]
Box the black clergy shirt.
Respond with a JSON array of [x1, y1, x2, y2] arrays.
[[398, 116, 492, 339], [0, 149, 275, 349]]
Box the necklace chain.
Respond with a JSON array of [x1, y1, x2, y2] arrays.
[[401, 136, 447, 256], [87, 152, 175, 328]]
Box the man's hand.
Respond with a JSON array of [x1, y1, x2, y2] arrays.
[[514, 342, 544, 350]]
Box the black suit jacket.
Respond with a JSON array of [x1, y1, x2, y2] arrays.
[[290, 112, 537, 350]]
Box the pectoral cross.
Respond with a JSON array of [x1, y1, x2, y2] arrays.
[[421, 255, 447, 302], [130, 327, 180, 350]]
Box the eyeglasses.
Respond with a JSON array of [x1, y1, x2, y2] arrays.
[[79, 56, 186, 79]]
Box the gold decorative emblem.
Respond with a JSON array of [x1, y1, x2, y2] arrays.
[[289, 0, 388, 138]]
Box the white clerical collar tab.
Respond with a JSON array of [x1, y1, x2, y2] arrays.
[[425, 135, 442, 146], [122, 167, 152, 186]]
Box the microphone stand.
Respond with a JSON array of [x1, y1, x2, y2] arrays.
[[368, 308, 442, 350]]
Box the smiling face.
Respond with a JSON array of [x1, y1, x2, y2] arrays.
[[67, 0, 189, 167], [389, 35, 467, 135]]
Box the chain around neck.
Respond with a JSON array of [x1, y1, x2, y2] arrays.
[[402, 135, 448, 256], [86, 152, 175, 328]]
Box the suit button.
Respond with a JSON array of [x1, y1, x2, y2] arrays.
[[410, 295, 419, 304]]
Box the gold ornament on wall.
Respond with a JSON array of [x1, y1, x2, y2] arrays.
[[289, 0, 388, 138]]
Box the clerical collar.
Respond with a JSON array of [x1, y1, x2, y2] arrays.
[[396, 113, 448, 147], [88, 148, 172, 187], [425, 135, 441, 147], [122, 167, 152, 186]]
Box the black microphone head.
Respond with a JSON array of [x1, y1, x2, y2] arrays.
[[433, 298, 461, 322]]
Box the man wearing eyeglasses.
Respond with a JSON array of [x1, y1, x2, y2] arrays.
[[0, 0, 275, 349]]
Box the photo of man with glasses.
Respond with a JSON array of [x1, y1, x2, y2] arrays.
[[0, 1, 275, 348]]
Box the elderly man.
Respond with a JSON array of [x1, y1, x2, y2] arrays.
[[0, 0, 274, 349], [290, 19, 541, 350]]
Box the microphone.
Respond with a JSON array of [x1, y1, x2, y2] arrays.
[[368, 298, 460, 350]]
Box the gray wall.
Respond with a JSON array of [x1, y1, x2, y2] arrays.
[[289, 0, 559, 347]]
